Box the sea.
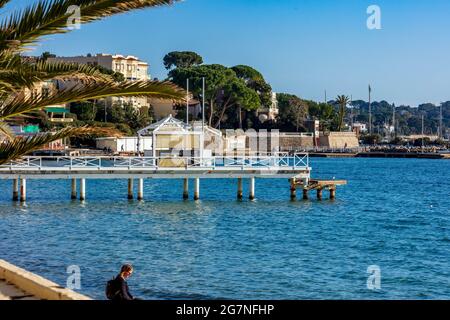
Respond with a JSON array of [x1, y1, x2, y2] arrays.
[[0, 158, 449, 299]]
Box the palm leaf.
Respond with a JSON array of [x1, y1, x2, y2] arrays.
[[0, 0, 10, 10], [0, 126, 119, 165], [0, 121, 14, 139], [0, 79, 185, 120], [0, 0, 178, 51], [0, 55, 114, 92]]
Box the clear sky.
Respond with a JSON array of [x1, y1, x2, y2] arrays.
[[4, 0, 450, 106]]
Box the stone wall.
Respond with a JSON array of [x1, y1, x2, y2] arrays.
[[0, 259, 91, 300], [279, 133, 315, 151], [319, 132, 359, 148]]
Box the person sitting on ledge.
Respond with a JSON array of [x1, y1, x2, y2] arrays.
[[110, 264, 136, 301]]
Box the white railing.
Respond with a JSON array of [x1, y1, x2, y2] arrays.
[[0, 153, 309, 170]]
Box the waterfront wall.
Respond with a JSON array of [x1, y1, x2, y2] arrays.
[[319, 132, 359, 149], [0, 259, 91, 300], [279, 133, 315, 151]]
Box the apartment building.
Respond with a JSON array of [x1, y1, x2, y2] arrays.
[[48, 53, 151, 109]]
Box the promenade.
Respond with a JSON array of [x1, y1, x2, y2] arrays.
[[0, 259, 90, 300]]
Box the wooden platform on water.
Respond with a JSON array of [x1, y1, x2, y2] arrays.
[[290, 178, 347, 200]]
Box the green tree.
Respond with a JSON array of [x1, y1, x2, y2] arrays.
[[336, 95, 350, 131], [70, 101, 97, 121], [40, 51, 56, 61], [231, 65, 271, 128], [95, 65, 125, 82], [276, 93, 308, 132], [163, 51, 203, 70], [231, 65, 272, 106], [169, 64, 234, 127]]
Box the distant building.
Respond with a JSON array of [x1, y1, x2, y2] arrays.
[[19, 80, 71, 123], [257, 92, 279, 122], [352, 122, 368, 134], [49, 53, 151, 109], [149, 95, 200, 121]]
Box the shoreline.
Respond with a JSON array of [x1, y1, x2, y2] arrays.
[[308, 152, 450, 159], [0, 259, 91, 300]]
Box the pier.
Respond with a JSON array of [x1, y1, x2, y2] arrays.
[[0, 153, 315, 201], [292, 179, 347, 200]]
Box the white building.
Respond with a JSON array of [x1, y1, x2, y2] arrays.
[[352, 122, 368, 133], [96, 136, 153, 154], [257, 92, 279, 122], [49, 53, 150, 109]]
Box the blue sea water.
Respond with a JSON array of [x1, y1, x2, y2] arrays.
[[0, 158, 449, 300]]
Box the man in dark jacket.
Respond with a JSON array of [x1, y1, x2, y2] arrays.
[[112, 264, 135, 301]]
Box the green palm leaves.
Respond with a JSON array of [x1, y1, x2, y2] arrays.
[[0, 0, 184, 164], [336, 95, 350, 132]]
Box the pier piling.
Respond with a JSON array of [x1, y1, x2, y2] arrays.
[[237, 178, 243, 200], [128, 178, 134, 200], [302, 188, 309, 200], [12, 179, 19, 201], [20, 178, 26, 202], [330, 188, 336, 200], [80, 178, 86, 201], [249, 177, 255, 200], [137, 179, 144, 201], [290, 178, 297, 200], [183, 178, 189, 200], [194, 178, 200, 200], [71, 179, 77, 200], [317, 188, 323, 201]]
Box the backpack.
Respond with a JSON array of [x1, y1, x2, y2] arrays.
[[105, 277, 120, 300]]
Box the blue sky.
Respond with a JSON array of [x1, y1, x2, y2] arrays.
[[4, 0, 450, 106]]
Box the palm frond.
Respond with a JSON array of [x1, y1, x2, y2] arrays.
[[0, 121, 14, 139], [0, 126, 119, 165], [0, 79, 185, 120], [0, 57, 114, 92], [0, 0, 178, 51], [0, 0, 10, 10]]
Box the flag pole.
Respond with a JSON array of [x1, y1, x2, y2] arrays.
[[186, 78, 189, 125], [202, 77, 205, 132]]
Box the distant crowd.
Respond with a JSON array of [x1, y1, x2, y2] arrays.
[[367, 145, 449, 153]]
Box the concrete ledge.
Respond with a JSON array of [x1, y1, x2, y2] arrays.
[[0, 259, 91, 300]]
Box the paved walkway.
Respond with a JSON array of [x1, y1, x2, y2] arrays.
[[0, 279, 38, 300]]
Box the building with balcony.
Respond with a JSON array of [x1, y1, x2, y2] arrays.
[[48, 53, 151, 109]]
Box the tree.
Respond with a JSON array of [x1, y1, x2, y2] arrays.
[[95, 65, 125, 82], [219, 77, 260, 129], [40, 51, 56, 61], [0, 0, 185, 165], [169, 64, 261, 128], [336, 95, 350, 131], [70, 101, 97, 121], [163, 51, 203, 70], [276, 93, 308, 132], [231, 65, 272, 128]]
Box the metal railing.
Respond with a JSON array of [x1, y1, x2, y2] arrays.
[[0, 153, 309, 170]]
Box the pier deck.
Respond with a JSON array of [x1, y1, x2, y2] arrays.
[[0, 154, 313, 201]]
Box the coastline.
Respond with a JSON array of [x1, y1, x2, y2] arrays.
[[308, 152, 450, 159], [0, 259, 91, 300]]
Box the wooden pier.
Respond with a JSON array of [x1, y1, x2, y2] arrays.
[[0, 154, 317, 202], [290, 178, 347, 200]]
